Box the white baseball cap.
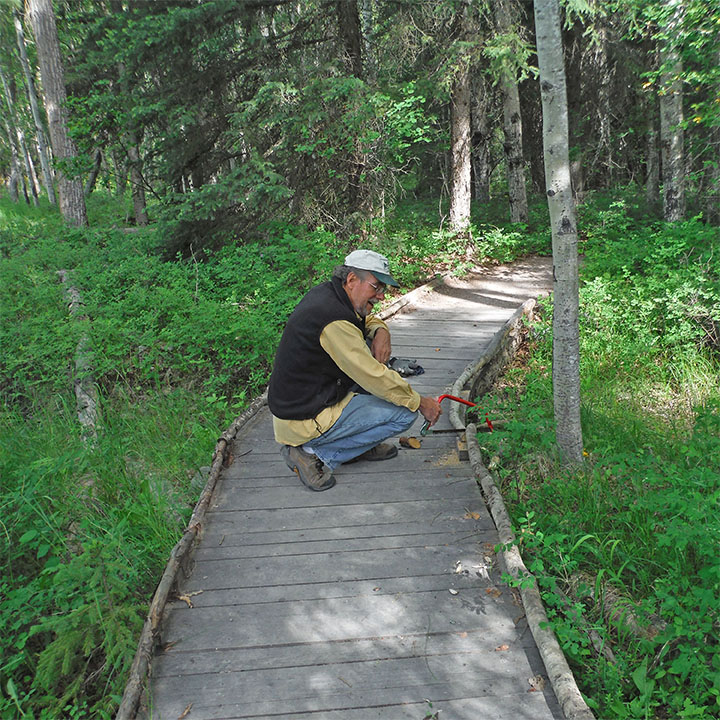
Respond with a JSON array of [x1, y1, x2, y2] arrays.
[[344, 249, 399, 287]]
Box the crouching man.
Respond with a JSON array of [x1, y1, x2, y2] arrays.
[[268, 249, 442, 491]]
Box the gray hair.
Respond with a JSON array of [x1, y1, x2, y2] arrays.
[[332, 265, 369, 283]]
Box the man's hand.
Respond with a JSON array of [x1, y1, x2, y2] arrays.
[[418, 396, 442, 427], [371, 328, 392, 365]]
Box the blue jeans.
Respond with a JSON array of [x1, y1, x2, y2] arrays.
[[305, 394, 417, 470]]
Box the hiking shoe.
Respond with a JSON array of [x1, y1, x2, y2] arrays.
[[345, 442, 399, 463], [281, 445, 336, 491]]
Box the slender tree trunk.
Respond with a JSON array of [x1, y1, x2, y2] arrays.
[[14, 9, 56, 205], [449, 65, 472, 235], [2, 120, 21, 202], [127, 132, 149, 225], [659, 0, 685, 222], [591, 23, 613, 187], [535, 0, 584, 466], [493, 0, 528, 223], [704, 47, 720, 224], [27, 0, 88, 227], [18, 127, 40, 206], [84, 148, 102, 197], [360, 0, 375, 81], [646, 114, 660, 211], [0, 63, 28, 203], [336, 0, 363, 78], [472, 78, 492, 203]]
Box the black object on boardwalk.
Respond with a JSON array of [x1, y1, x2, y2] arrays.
[[141, 262, 563, 720]]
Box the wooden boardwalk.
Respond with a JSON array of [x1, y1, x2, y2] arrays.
[[142, 258, 562, 720]]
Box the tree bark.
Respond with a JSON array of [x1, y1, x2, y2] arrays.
[[84, 148, 102, 197], [449, 65, 472, 235], [471, 78, 493, 204], [659, 0, 685, 222], [1, 119, 21, 202], [646, 113, 660, 211], [14, 9, 56, 205], [127, 132, 149, 225], [492, 0, 528, 223], [336, 0, 363, 78], [704, 48, 720, 225], [0, 63, 29, 203], [534, 0, 584, 464], [27, 0, 88, 227], [18, 126, 40, 206], [360, 0, 375, 81]]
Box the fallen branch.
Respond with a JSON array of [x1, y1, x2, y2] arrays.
[[568, 572, 666, 641], [467, 424, 596, 720], [57, 269, 98, 445]]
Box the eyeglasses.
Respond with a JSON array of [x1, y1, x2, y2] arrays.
[[365, 278, 386, 296]]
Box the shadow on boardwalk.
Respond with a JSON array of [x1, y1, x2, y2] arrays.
[[140, 257, 563, 720]]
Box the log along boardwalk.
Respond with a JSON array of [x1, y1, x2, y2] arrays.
[[140, 258, 564, 720]]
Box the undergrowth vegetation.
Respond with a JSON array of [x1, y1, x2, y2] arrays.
[[474, 194, 720, 719], [0, 192, 548, 718]]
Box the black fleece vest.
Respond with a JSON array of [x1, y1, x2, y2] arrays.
[[268, 277, 366, 420]]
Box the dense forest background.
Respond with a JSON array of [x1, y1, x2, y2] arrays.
[[1, 0, 719, 718]]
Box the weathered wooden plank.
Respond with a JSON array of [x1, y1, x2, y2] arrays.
[[151, 622, 536, 677], [199, 496, 487, 534], [162, 571, 507, 611], [195, 522, 491, 556], [159, 584, 520, 650], [178, 543, 496, 597], [145, 667, 550, 720]]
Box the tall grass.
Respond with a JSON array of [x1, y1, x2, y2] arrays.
[[475, 193, 720, 720]]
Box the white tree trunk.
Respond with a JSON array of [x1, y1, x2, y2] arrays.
[[2, 119, 21, 202], [659, 0, 685, 222], [27, 0, 88, 227], [493, 0, 528, 223], [14, 9, 56, 205], [449, 65, 472, 235], [534, 0, 584, 465]]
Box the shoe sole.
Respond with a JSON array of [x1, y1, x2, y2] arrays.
[[346, 445, 399, 463], [291, 466, 336, 491]]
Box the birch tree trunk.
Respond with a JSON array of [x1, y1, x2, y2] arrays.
[[2, 119, 21, 202], [14, 9, 56, 205], [360, 0, 375, 81], [18, 126, 40, 206], [27, 0, 88, 227], [659, 0, 685, 222], [493, 0, 528, 223], [449, 65, 472, 235], [0, 63, 28, 203], [534, 0, 584, 465]]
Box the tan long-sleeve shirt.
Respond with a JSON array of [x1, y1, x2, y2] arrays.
[[272, 315, 420, 446]]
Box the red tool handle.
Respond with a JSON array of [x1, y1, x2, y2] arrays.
[[434, 394, 494, 431]]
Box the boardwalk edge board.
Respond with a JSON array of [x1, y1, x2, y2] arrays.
[[453, 299, 595, 720], [115, 392, 269, 720]]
